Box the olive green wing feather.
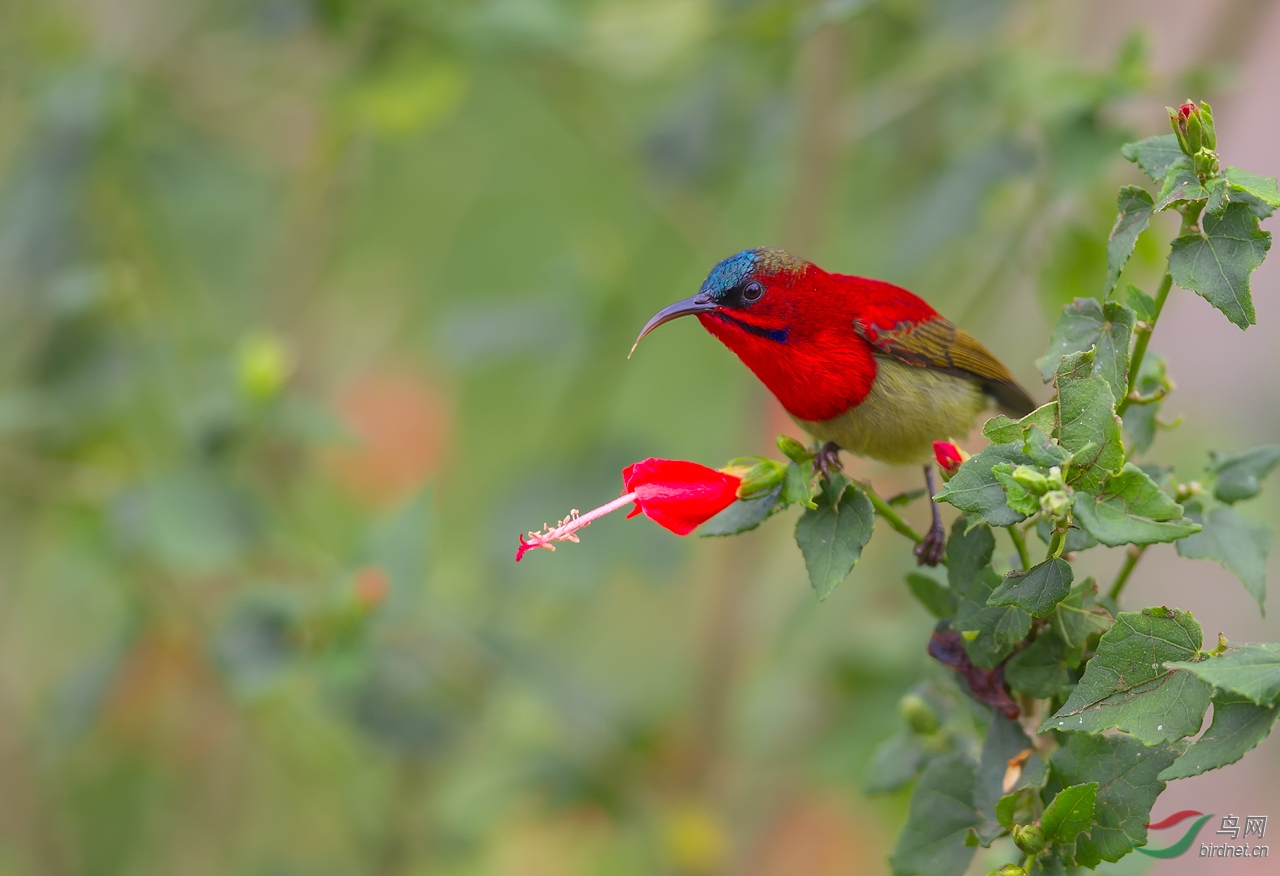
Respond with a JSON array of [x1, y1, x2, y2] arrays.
[[855, 317, 1036, 416]]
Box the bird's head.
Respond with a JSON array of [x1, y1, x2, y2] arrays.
[[630, 248, 813, 358]]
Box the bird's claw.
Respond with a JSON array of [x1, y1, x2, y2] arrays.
[[914, 520, 946, 567], [813, 441, 843, 481]]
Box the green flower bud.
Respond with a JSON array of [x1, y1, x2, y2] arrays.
[[1011, 466, 1050, 495], [1199, 100, 1217, 150], [1040, 489, 1071, 519], [899, 692, 940, 735], [1193, 147, 1220, 178], [237, 332, 293, 402], [1046, 466, 1065, 490], [987, 866, 1027, 876], [1012, 823, 1047, 856], [776, 435, 813, 464], [725, 458, 788, 499]]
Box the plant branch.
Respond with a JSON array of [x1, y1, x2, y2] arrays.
[[858, 481, 923, 544], [1007, 525, 1032, 570], [1108, 545, 1147, 603]]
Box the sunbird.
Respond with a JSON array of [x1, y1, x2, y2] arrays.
[[631, 248, 1035, 566]]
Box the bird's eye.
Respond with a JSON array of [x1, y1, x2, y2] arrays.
[[742, 281, 763, 302]]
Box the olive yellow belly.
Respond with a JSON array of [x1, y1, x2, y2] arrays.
[[791, 357, 989, 466]]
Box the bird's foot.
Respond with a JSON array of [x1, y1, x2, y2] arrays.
[[914, 519, 947, 567], [813, 442, 843, 481]]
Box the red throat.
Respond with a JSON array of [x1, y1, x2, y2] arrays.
[[697, 268, 940, 423]]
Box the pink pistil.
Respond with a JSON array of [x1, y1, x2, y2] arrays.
[[516, 491, 639, 561]]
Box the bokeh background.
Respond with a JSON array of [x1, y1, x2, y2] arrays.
[[1, 1, 1277, 874]]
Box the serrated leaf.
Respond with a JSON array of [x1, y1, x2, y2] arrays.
[[1025, 427, 1071, 468], [1159, 692, 1279, 781], [865, 729, 926, 794], [1153, 156, 1207, 211], [1072, 463, 1200, 546], [1121, 351, 1167, 456], [1045, 733, 1179, 867], [1168, 201, 1272, 329], [974, 713, 1038, 846], [907, 572, 956, 619], [1049, 577, 1112, 665], [794, 476, 874, 600], [1042, 782, 1097, 846], [1105, 187, 1154, 296], [935, 443, 1035, 527], [700, 485, 780, 536], [1209, 444, 1280, 504], [1166, 642, 1280, 706], [989, 558, 1073, 618], [1041, 608, 1210, 744], [1121, 134, 1182, 182], [780, 460, 816, 508], [1176, 502, 1272, 614], [1055, 349, 1124, 491], [1222, 166, 1280, 216], [1036, 300, 1135, 405], [889, 754, 979, 876], [1006, 631, 1071, 697], [992, 465, 1041, 517], [1124, 284, 1158, 324], [947, 522, 1032, 669]]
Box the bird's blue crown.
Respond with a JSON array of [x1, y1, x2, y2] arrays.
[[699, 248, 804, 300]]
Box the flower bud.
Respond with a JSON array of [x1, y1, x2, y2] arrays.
[[1012, 823, 1047, 855], [776, 435, 812, 464], [933, 441, 968, 481], [1046, 465, 1065, 491], [1170, 101, 1200, 156], [899, 692, 940, 735], [1011, 465, 1050, 495], [725, 458, 788, 499], [988, 866, 1027, 876], [1040, 489, 1071, 519]]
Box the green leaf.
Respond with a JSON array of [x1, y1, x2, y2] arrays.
[[1104, 187, 1154, 296], [1024, 427, 1071, 468], [1120, 134, 1182, 182], [974, 713, 1037, 846], [1153, 156, 1207, 211], [700, 485, 780, 536], [1176, 502, 1272, 614], [1124, 284, 1157, 324], [948, 522, 1032, 669], [865, 729, 926, 794], [1055, 349, 1124, 491], [1168, 201, 1272, 329], [935, 443, 1036, 527], [1048, 577, 1112, 665], [1045, 733, 1178, 867], [992, 465, 1041, 517], [1158, 692, 1280, 781], [1222, 166, 1280, 217], [1036, 300, 1135, 405], [780, 460, 817, 508], [1041, 783, 1097, 846], [989, 558, 1073, 618], [1006, 631, 1071, 698], [889, 754, 979, 876], [1072, 463, 1200, 546], [1120, 352, 1166, 456], [1209, 444, 1280, 504], [907, 572, 956, 619], [1166, 642, 1280, 706], [983, 403, 1058, 444], [1041, 608, 1210, 744], [794, 476, 875, 600]]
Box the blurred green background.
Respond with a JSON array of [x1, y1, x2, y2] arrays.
[[1, 1, 1278, 874]]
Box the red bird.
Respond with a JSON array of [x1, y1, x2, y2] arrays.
[[631, 248, 1035, 565]]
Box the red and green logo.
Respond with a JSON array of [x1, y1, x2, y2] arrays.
[[1138, 810, 1215, 858]]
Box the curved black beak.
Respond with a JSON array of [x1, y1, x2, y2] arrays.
[[628, 293, 718, 358]]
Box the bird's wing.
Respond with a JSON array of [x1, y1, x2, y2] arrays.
[[855, 316, 1036, 417]]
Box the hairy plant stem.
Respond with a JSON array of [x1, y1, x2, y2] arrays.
[[1117, 208, 1200, 417], [1007, 525, 1032, 570], [857, 481, 924, 544], [1108, 545, 1147, 603]]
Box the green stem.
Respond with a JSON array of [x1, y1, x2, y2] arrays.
[[1007, 525, 1032, 571], [1108, 545, 1146, 603], [1046, 526, 1067, 561], [858, 481, 923, 544], [1117, 209, 1199, 418]]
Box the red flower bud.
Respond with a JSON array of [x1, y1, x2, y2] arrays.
[[1178, 102, 1195, 121], [621, 458, 742, 535], [517, 458, 743, 560], [933, 440, 965, 475]]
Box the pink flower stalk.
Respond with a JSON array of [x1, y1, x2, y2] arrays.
[[516, 459, 742, 561]]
